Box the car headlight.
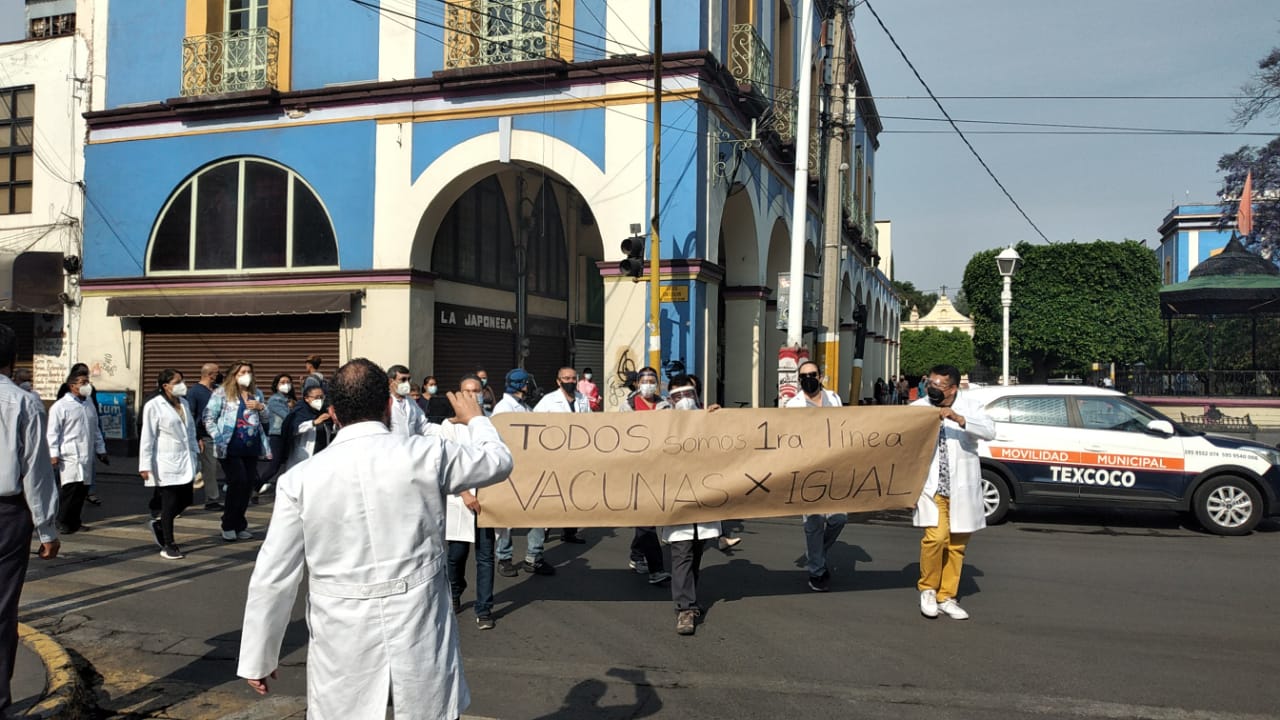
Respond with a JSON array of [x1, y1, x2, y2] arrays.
[[1242, 446, 1280, 467]]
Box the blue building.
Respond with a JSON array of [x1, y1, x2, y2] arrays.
[[78, 0, 897, 409], [1156, 203, 1237, 285]]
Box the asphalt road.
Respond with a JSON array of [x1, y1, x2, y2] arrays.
[[17, 471, 1280, 720]]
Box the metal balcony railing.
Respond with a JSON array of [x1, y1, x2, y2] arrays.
[[730, 23, 772, 99], [767, 89, 796, 144], [181, 27, 279, 97], [445, 0, 563, 69]]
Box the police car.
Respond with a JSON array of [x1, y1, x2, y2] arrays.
[[967, 385, 1280, 535]]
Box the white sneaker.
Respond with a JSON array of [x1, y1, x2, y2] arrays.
[[236, 530, 254, 540], [919, 589, 938, 618], [221, 530, 237, 542], [937, 598, 969, 620]]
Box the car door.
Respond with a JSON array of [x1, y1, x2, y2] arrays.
[[983, 394, 1080, 501], [1069, 395, 1187, 505]]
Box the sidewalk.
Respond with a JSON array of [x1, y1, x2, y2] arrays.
[[8, 642, 44, 716]]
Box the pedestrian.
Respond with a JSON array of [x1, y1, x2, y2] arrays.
[[186, 363, 224, 511], [492, 368, 555, 577], [138, 369, 200, 560], [656, 376, 722, 635], [577, 367, 602, 412], [784, 360, 846, 592], [303, 355, 324, 386], [236, 358, 513, 719], [874, 377, 888, 405], [443, 373, 499, 630], [898, 376, 911, 405], [0, 324, 60, 714], [420, 375, 454, 424], [387, 365, 434, 437], [254, 373, 296, 502], [535, 366, 591, 545], [12, 367, 40, 404], [475, 366, 497, 414], [619, 367, 667, 412], [616, 367, 672, 584], [55, 363, 103, 505], [912, 364, 997, 621], [203, 360, 270, 542], [48, 368, 108, 534], [917, 375, 927, 403], [281, 377, 334, 466]]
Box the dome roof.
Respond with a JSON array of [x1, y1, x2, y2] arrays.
[[1188, 234, 1279, 278]]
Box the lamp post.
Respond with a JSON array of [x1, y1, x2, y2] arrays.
[[996, 246, 1022, 386]]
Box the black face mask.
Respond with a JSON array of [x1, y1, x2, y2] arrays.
[[799, 376, 823, 395], [561, 382, 577, 395], [926, 386, 946, 406], [214, 373, 225, 385]]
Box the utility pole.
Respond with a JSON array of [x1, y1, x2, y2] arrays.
[[786, 0, 814, 350], [819, 0, 848, 395], [648, 0, 663, 372]]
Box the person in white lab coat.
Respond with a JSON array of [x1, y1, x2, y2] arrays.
[[138, 369, 200, 560], [784, 360, 847, 592], [534, 366, 591, 545], [48, 369, 107, 534], [387, 364, 433, 437], [236, 358, 514, 719], [492, 368, 556, 577], [281, 377, 334, 467], [911, 364, 997, 621]]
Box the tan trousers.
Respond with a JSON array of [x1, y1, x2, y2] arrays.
[[917, 493, 970, 603]]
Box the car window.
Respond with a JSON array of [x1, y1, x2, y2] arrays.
[[1075, 397, 1155, 433], [987, 396, 1070, 427]]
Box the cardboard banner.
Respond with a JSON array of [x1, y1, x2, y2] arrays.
[[477, 406, 940, 528]]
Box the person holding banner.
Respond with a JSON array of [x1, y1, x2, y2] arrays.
[[911, 364, 996, 621], [493, 368, 555, 577], [784, 360, 847, 592], [618, 367, 672, 585], [534, 367, 591, 546]]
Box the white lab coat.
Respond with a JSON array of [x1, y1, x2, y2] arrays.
[[286, 417, 331, 467], [492, 393, 530, 415], [137, 395, 199, 487], [389, 394, 436, 437], [47, 393, 106, 486], [784, 389, 843, 408], [237, 419, 513, 720], [910, 393, 997, 534], [533, 388, 590, 413]]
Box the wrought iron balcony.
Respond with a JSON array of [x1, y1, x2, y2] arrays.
[[181, 27, 279, 96], [730, 23, 772, 99], [445, 0, 564, 69], [767, 90, 796, 144]]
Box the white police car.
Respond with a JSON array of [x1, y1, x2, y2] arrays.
[[967, 385, 1280, 535]]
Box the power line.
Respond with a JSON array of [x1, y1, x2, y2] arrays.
[[860, 95, 1257, 101], [880, 114, 1276, 136], [861, 0, 1051, 244]]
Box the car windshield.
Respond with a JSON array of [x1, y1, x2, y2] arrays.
[[1118, 396, 1199, 435]]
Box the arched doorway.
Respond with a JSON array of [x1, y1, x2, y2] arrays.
[[764, 217, 790, 404], [716, 189, 761, 406]]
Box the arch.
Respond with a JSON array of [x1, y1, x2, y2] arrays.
[[716, 189, 760, 285], [716, 187, 762, 406]]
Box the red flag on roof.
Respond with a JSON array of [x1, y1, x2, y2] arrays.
[[1238, 170, 1254, 237]]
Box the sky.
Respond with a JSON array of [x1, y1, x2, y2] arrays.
[[852, 0, 1280, 297], [0, 0, 22, 43]]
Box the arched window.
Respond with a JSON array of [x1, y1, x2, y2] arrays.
[[147, 157, 338, 274]]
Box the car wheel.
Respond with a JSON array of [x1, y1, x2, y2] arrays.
[[981, 469, 1011, 525], [1193, 476, 1263, 536]]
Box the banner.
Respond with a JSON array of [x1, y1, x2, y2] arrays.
[[477, 406, 939, 528]]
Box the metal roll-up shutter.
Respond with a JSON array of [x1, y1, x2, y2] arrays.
[[431, 326, 514, 392], [571, 335, 603, 379], [528, 335, 568, 392], [140, 316, 340, 396], [0, 312, 35, 373]]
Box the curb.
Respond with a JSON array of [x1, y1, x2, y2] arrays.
[[16, 623, 87, 720]]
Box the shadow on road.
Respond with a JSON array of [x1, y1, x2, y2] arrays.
[[531, 668, 661, 720]]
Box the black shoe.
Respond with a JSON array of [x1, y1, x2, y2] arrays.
[[522, 559, 556, 576], [808, 571, 830, 592], [561, 532, 586, 544], [250, 495, 260, 505], [476, 614, 495, 630], [160, 544, 185, 560], [86, 493, 102, 506], [497, 559, 519, 577], [149, 518, 165, 549], [451, 596, 462, 614], [204, 501, 223, 511]]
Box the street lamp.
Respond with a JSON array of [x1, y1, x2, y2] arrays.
[[996, 246, 1022, 386]]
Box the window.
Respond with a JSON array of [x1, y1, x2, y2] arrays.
[[28, 13, 76, 39], [182, 0, 289, 95], [147, 157, 338, 274], [444, 0, 568, 69], [1076, 397, 1154, 433], [986, 396, 1069, 428], [0, 86, 34, 215]]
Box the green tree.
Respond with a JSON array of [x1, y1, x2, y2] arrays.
[[962, 241, 1161, 383], [891, 280, 938, 321], [1219, 44, 1280, 258], [900, 328, 975, 377]]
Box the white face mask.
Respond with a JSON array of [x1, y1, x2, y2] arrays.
[[584, 373, 593, 381], [395, 381, 411, 397], [675, 397, 698, 411], [426, 385, 438, 395], [308, 398, 324, 411], [171, 382, 188, 397], [78, 383, 93, 398], [278, 382, 292, 394], [237, 373, 253, 388], [638, 382, 657, 398]]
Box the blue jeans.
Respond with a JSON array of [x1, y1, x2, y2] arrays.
[[448, 527, 496, 617], [802, 513, 847, 576], [495, 527, 545, 563]]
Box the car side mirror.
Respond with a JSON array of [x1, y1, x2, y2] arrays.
[[1146, 419, 1175, 436]]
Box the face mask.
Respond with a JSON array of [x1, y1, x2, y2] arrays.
[[638, 382, 657, 398], [396, 381, 411, 397], [278, 382, 292, 394], [308, 398, 324, 411], [926, 386, 946, 406], [171, 382, 188, 397], [426, 385, 438, 396], [480, 378, 488, 387], [19, 381, 32, 391], [584, 373, 593, 381], [560, 382, 577, 395], [78, 383, 93, 398], [799, 376, 822, 396], [675, 397, 698, 411], [237, 374, 253, 388], [214, 374, 225, 385]]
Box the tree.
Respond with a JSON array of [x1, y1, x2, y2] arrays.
[[900, 328, 974, 377], [1218, 45, 1280, 259], [890, 280, 938, 321], [962, 241, 1161, 383]]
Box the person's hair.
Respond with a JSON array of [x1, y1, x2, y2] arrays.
[[157, 368, 182, 404], [330, 358, 390, 425], [0, 324, 15, 370], [201, 362, 220, 379], [387, 364, 411, 380], [929, 364, 961, 387], [474, 365, 487, 373], [797, 360, 820, 374], [67, 369, 89, 384], [70, 362, 89, 376], [583, 367, 593, 374], [14, 367, 32, 382], [459, 372, 481, 389], [305, 354, 323, 370], [272, 373, 296, 400], [410, 383, 421, 393], [637, 366, 658, 379], [423, 375, 437, 386], [222, 360, 255, 396]]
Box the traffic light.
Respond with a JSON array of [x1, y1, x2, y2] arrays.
[[620, 234, 645, 278]]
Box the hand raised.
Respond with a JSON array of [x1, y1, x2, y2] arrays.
[[447, 391, 484, 425]]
